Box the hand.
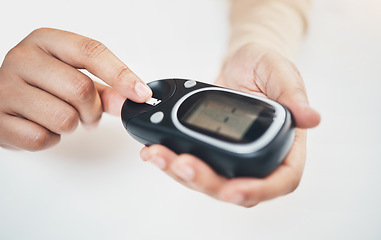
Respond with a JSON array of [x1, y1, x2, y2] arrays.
[[140, 43, 320, 207], [0, 28, 152, 151]]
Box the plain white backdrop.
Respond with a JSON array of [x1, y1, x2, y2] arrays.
[[1, 0, 380, 239]]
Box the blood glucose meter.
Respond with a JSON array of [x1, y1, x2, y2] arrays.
[[121, 79, 294, 178]]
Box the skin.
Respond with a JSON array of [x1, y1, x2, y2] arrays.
[[0, 28, 152, 151], [1, 26, 320, 207], [140, 43, 321, 207], [139, 0, 319, 208]]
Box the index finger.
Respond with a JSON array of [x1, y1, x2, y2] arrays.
[[25, 28, 152, 103]]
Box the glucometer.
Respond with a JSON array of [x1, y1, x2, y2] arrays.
[[121, 79, 295, 178]]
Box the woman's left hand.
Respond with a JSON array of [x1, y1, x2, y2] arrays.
[[140, 43, 320, 207]]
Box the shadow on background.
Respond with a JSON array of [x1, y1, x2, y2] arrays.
[[46, 116, 142, 164]]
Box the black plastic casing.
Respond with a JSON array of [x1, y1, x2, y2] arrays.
[[121, 79, 295, 178]]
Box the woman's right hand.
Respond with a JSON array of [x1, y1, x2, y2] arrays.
[[0, 28, 152, 151]]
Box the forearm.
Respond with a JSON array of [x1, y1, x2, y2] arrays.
[[228, 0, 311, 58]]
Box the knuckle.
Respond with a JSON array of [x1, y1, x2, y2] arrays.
[[288, 175, 301, 194], [55, 108, 79, 133], [26, 28, 54, 45], [255, 51, 283, 76], [252, 52, 275, 85], [114, 66, 135, 88], [288, 60, 302, 77], [255, 189, 271, 202], [72, 75, 95, 103], [80, 38, 107, 60], [4, 46, 26, 65], [116, 66, 131, 81], [202, 185, 218, 196], [29, 27, 49, 37], [0, 70, 7, 90]]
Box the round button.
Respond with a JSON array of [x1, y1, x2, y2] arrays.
[[184, 80, 197, 88], [150, 111, 164, 124]]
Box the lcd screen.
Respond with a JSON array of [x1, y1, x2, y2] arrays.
[[182, 93, 264, 140]]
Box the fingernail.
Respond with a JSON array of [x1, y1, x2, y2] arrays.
[[140, 147, 149, 161], [149, 156, 166, 170], [172, 164, 195, 182], [134, 81, 152, 100], [226, 193, 246, 205], [299, 102, 312, 111], [83, 122, 99, 131]]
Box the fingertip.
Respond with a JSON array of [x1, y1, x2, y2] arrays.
[[82, 120, 100, 131], [276, 90, 321, 129], [133, 81, 152, 103], [140, 144, 176, 164], [220, 189, 247, 206], [120, 80, 152, 103], [139, 146, 149, 160], [291, 103, 321, 128], [169, 154, 210, 185], [305, 108, 321, 128], [149, 156, 167, 170], [105, 92, 126, 116], [170, 154, 229, 194], [96, 83, 127, 116], [140, 146, 152, 162], [171, 161, 195, 182]]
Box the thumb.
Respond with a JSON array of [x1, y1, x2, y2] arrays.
[[255, 53, 321, 128], [276, 85, 321, 129]]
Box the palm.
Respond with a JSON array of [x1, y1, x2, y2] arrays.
[[140, 43, 320, 207]]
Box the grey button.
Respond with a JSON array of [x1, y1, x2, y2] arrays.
[[184, 80, 197, 88], [150, 111, 164, 124]]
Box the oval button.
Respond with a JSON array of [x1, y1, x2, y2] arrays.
[[150, 111, 164, 124], [184, 80, 197, 88]]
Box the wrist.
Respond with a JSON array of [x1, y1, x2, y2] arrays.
[[228, 0, 311, 58]]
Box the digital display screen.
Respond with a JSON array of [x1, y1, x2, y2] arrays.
[[181, 93, 264, 141]]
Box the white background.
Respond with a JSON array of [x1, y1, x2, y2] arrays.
[[1, 0, 381, 239]]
